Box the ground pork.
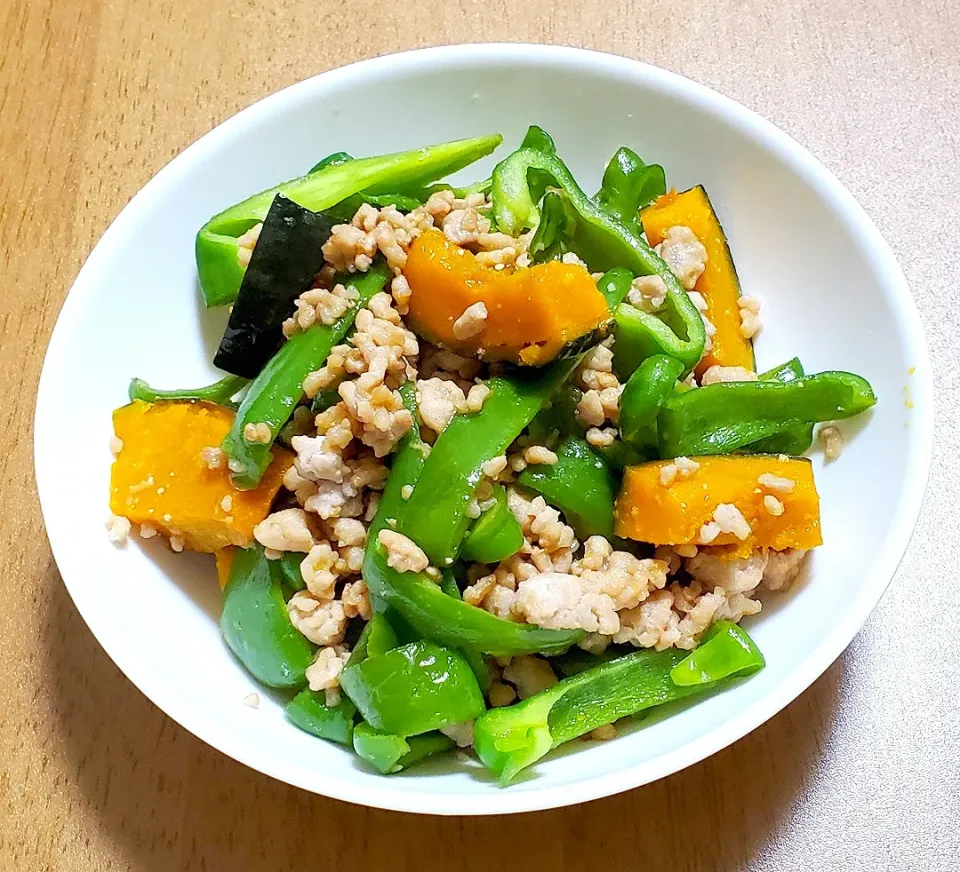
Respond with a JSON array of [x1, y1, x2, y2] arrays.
[[738, 295, 762, 339], [655, 225, 707, 291], [287, 594, 347, 646], [439, 721, 475, 748], [378, 530, 430, 574], [762, 548, 808, 591], [819, 424, 844, 460], [253, 508, 316, 552], [305, 645, 351, 694], [700, 365, 759, 385], [502, 656, 558, 699], [627, 274, 668, 312], [283, 282, 359, 337]]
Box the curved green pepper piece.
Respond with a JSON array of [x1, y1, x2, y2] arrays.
[[594, 147, 666, 231], [309, 151, 354, 173], [352, 723, 454, 775], [364, 385, 584, 656], [220, 545, 315, 689], [286, 690, 356, 745], [670, 621, 765, 686], [658, 370, 877, 458], [439, 569, 492, 692], [618, 354, 685, 449], [339, 640, 485, 736], [197, 134, 503, 306], [400, 362, 579, 565], [748, 358, 815, 455], [459, 484, 524, 564], [351, 613, 400, 664], [128, 374, 247, 405], [222, 260, 391, 489], [474, 622, 763, 782], [491, 147, 705, 374], [517, 435, 618, 539]]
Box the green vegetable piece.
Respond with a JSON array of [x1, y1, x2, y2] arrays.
[[749, 358, 815, 455], [351, 613, 400, 664], [364, 385, 584, 656], [220, 546, 315, 688], [670, 621, 765, 686], [196, 134, 503, 306], [352, 722, 454, 775], [475, 624, 765, 782], [517, 435, 618, 539], [491, 147, 705, 374], [309, 151, 354, 173], [526, 191, 572, 263], [439, 568, 492, 692], [339, 640, 485, 736], [277, 552, 306, 598], [519, 125, 557, 154], [222, 260, 391, 489], [595, 146, 666, 230], [286, 689, 356, 745], [128, 374, 247, 405], [618, 354, 685, 449], [658, 371, 877, 458], [400, 362, 579, 565], [459, 484, 524, 564]]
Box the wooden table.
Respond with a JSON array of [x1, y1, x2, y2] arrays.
[[2, 1, 958, 868]]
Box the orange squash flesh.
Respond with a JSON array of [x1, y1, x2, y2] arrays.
[[404, 229, 611, 365], [615, 456, 821, 551], [215, 548, 235, 589], [110, 400, 292, 553], [642, 187, 754, 377]]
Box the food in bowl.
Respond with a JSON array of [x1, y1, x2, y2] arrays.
[[105, 127, 876, 782]]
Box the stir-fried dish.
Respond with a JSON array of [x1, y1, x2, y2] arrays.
[[106, 128, 876, 781]]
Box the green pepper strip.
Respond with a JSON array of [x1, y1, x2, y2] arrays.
[[363, 385, 585, 656], [458, 484, 524, 564], [128, 374, 247, 405], [352, 722, 454, 775], [669, 621, 765, 686], [594, 146, 666, 231], [517, 435, 618, 540], [286, 690, 356, 746], [352, 613, 400, 664], [474, 622, 764, 782], [491, 147, 705, 374], [618, 354, 686, 450], [196, 134, 503, 306], [339, 640, 485, 737], [748, 358, 815, 455], [439, 569, 492, 691], [222, 260, 390, 489], [658, 370, 877, 458], [220, 545, 315, 689]]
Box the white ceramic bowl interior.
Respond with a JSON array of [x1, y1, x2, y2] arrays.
[[35, 44, 932, 815]]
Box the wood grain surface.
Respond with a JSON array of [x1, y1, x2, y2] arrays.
[[2, 1, 959, 869]]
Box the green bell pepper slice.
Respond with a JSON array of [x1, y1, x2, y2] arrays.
[[220, 545, 315, 689], [196, 134, 503, 306], [491, 147, 705, 374], [352, 722, 454, 775], [618, 353, 686, 450], [459, 484, 524, 564], [276, 552, 306, 599], [222, 260, 390, 489], [285, 689, 356, 746], [351, 613, 400, 664], [748, 358, 815, 455], [339, 640, 485, 736], [669, 621, 765, 686], [128, 374, 247, 405], [658, 370, 877, 458], [517, 435, 618, 539], [474, 622, 763, 782], [594, 146, 666, 231], [363, 385, 585, 656], [439, 569, 492, 691]]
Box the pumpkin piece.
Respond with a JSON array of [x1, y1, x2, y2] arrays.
[[404, 229, 611, 366], [109, 400, 292, 552], [641, 187, 754, 377], [615, 455, 821, 550], [215, 548, 235, 589]]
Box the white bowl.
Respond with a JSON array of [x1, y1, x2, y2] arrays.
[[35, 44, 933, 815]]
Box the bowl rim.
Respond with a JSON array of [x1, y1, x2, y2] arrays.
[[35, 42, 934, 816]]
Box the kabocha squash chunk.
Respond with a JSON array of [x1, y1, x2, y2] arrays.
[[110, 400, 292, 552], [404, 229, 611, 366], [215, 548, 235, 589], [642, 187, 754, 376], [615, 456, 821, 550]]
